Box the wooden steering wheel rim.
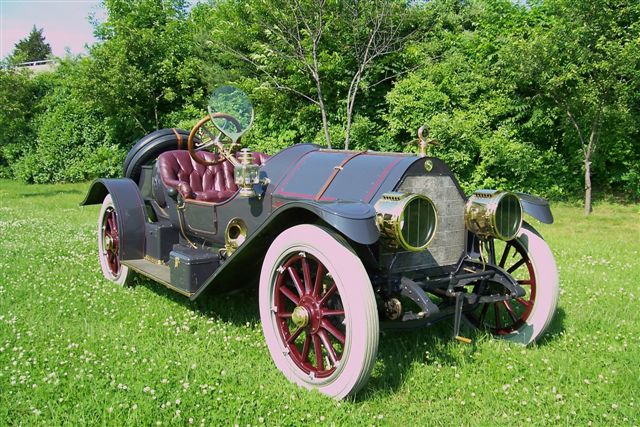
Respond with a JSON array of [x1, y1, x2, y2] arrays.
[[187, 113, 243, 166]]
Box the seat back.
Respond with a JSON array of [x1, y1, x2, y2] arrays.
[[157, 150, 269, 203]]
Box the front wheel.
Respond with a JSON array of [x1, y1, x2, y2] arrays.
[[465, 223, 559, 344], [259, 225, 379, 399], [97, 194, 134, 286]]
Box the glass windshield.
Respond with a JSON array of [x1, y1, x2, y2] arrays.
[[207, 85, 254, 143]]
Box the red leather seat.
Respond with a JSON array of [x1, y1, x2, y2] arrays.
[[157, 150, 269, 203]]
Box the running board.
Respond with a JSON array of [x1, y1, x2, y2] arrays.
[[122, 258, 193, 297]]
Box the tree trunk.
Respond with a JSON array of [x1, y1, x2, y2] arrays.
[[344, 110, 352, 151], [318, 97, 332, 149], [344, 71, 363, 151], [314, 75, 332, 149], [584, 157, 592, 215]]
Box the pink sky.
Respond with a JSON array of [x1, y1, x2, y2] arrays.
[[0, 0, 105, 59]]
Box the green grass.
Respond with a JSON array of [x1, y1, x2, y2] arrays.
[[0, 179, 638, 426]]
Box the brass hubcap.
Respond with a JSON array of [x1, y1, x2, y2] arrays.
[[291, 306, 309, 328], [104, 234, 114, 251]]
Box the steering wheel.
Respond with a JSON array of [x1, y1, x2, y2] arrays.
[[187, 113, 243, 166]]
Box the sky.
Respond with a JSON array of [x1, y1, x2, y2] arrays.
[[0, 0, 105, 59]]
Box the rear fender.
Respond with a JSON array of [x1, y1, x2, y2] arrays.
[[81, 178, 147, 260]]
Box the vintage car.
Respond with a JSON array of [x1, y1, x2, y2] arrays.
[[82, 86, 559, 399]]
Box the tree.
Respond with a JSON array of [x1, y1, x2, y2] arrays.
[[204, 0, 417, 149], [0, 69, 40, 176], [508, 0, 640, 214], [11, 26, 52, 63], [86, 0, 207, 139]]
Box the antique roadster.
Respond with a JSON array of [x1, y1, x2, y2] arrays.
[[82, 86, 559, 398]]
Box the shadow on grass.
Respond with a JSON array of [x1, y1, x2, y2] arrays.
[[357, 320, 471, 401], [20, 189, 83, 198], [358, 306, 566, 400], [134, 275, 566, 400], [134, 275, 261, 325], [535, 306, 566, 346]]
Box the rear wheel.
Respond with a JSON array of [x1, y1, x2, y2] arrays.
[[98, 194, 133, 286], [465, 224, 559, 344], [259, 225, 379, 399]]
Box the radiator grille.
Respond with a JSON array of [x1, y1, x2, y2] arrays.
[[380, 175, 466, 273]]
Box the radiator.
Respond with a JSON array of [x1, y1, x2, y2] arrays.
[[380, 175, 466, 273]]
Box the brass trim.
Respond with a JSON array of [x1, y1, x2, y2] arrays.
[[374, 192, 438, 252], [224, 217, 248, 256], [144, 255, 165, 265], [292, 306, 310, 327], [464, 190, 523, 241]]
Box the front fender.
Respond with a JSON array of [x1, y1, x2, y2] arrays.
[[190, 201, 379, 299], [81, 178, 146, 261], [277, 201, 379, 245], [515, 192, 554, 224]]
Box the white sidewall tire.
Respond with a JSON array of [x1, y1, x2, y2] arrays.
[[98, 194, 133, 286], [259, 224, 379, 399], [498, 223, 559, 345]]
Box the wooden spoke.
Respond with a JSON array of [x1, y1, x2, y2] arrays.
[[322, 309, 345, 318], [318, 330, 338, 366], [301, 256, 312, 295], [498, 243, 511, 268], [319, 284, 338, 306], [287, 266, 304, 297], [287, 326, 304, 344], [301, 334, 311, 362], [312, 334, 323, 370], [508, 258, 526, 274], [502, 300, 519, 323], [313, 263, 325, 297], [516, 297, 533, 309], [321, 319, 345, 344], [279, 286, 299, 305]]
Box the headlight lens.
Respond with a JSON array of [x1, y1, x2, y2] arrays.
[[464, 190, 522, 241], [375, 192, 438, 251]]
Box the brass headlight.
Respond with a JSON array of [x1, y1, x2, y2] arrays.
[[375, 192, 438, 252], [464, 190, 522, 241]]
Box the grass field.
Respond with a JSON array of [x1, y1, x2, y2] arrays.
[[0, 179, 638, 426]]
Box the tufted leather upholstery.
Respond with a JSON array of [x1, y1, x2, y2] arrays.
[[157, 150, 269, 203]]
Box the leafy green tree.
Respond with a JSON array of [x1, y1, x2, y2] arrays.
[[86, 0, 207, 141], [13, 59, 125, 183], [505, 0, 640, 213], [11, 26, 52, 63], [202, 0, 418, 149], [385, 0, 568, 196], [0, 69, 40, 176]]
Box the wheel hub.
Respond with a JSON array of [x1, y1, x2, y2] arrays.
[[291, 306, 309, 327], [104, 234, 114, 251]]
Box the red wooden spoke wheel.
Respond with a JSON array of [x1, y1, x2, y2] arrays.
[[464, 224, 559, 344], [273, 253, 346, 378], [97, 195, 133, 286], [102, 207, 121, 276], [260, 225, 379, 399]]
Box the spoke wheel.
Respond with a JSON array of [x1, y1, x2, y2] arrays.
[[97, 195, 133, 286], [464, 223, 558, 344], [260, 225, 379, 399], [273, 253, 346, 378]]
